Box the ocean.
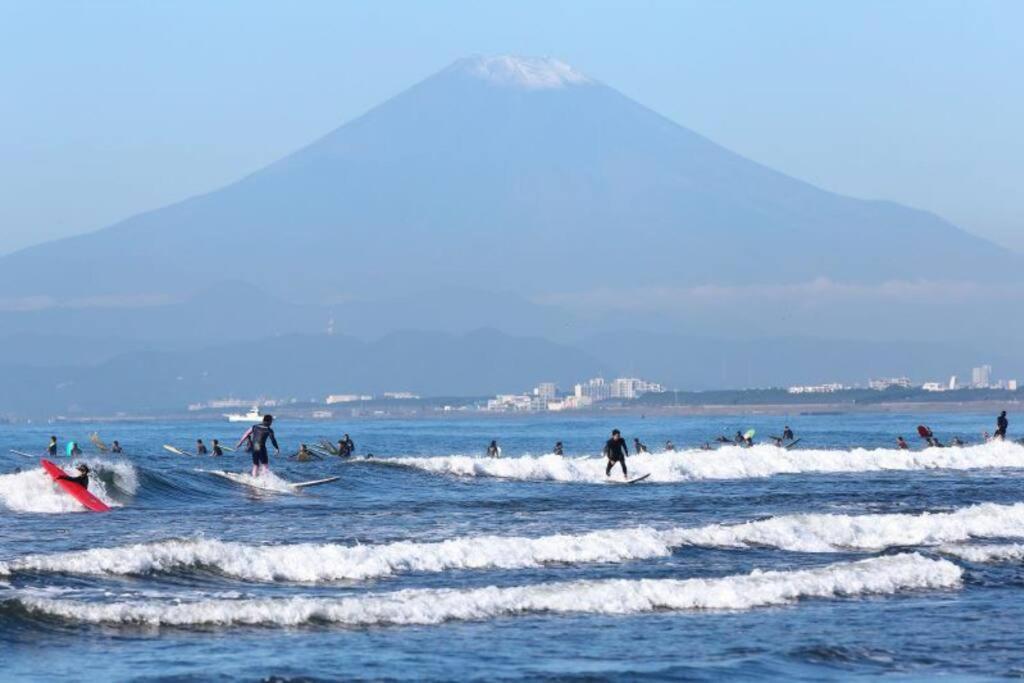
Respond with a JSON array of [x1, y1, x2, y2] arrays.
[[2, 411, 1022, 681]]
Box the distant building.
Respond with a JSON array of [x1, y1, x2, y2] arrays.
[[574, 376, 664, 402], [326, 394, 373, 404], [485, 394, 534, 412], [383, 392, 419, 400], [971, 365, 992, 388], [787, 383, 846, 394], [921, 382, 945, 392], [534, 383, 557, 401], [868, 377, 912, 391], [1009, 380, 1019, 391], [949, 375, 958, 390]]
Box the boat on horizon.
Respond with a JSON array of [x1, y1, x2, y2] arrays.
[[224, 406, 262, 423]]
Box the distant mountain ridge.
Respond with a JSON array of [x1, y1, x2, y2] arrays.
[[1, 55, 1017, 308]]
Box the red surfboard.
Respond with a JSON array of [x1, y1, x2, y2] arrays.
[[916, 425, 931, 439], [40, 459, 111, 512]]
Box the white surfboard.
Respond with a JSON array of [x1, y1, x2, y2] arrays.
[[163, 444, 188, 456], [207, 470, 339, 493], [608, 473, 651, 484]]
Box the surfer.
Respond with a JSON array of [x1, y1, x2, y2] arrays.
[[58, 463, 90, 489], [665, 440, 675, 451], [338, 434, 355, 457], [897, 436, 909, 450], [633, 438, 648, 454], [553, 441, 564, 455], [487, 440, 501, 458], [951, 436, 965, 446], [715, 435, 731, 444], [66, 441, 82, 457], [782, 426, 794, 441], [196, 439, 208, 455], [111, 440, 123, 454], [734, 431, 745, 445], [604, 429, 629, 479], [237, 414, 280, 477], [47, 436, 58, 456], [291, 444, 321, 462], [211, 439, 224, 457], [995, 411, 1009, 440]]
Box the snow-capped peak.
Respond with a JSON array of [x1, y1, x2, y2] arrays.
[[454, 55, 592, 90]]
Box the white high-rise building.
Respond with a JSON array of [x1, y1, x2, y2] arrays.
[[971, 365, 992, 388], [535, 383, 557, 401]]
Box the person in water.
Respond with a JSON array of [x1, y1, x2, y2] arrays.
[[237, 414, 280, 477], [211, 439, 223, 457], [487, 440, 501, 458], [291, 444, 321, 462], [897, 436, 909, 449], [58, 463, 90, 489], [665, 440, 675, 452], [633, 438, 648, 454], [196, 439, 208, 455], [66, 441, 82, 457], [734, 431, 745, 445], [553, 441, 564, 455], [996, 411, 1009, 440], [47, 436, 58, 456], [782, 426, 795, 441], [604, 429, 629, 479], [111, 440, 123, 454], [336, 433, 355, 457]]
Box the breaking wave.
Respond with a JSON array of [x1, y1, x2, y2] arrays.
[[0, 458, 138, 513], [3, 502, 1019, 581], [939, 543, 1024, 563], [386, 441, 1024, 483], [6, 554, 960, 627]]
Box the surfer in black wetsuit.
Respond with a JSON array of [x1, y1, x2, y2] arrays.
[[633, 438, 648, 454], [47, 436, 58, 456], [604, 429, 629, 479], [111, 440, 123, 454], [196, 439, 208, 455], [487, 440, 501, 458], [237, 414, 280, 477], [553, 441, 564, 455], [996, 411, 1009, 440], [58, 464, 90, 489], [782, 426, 794, 441], [342, 434, 355, 456], [211, 439, 223, 457], [665, 440, 675, 452]]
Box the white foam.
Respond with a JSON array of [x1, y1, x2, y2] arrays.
[[0, 458, 136, 513], [389, 441, 1024, 484], [939, 543, 1024, 563], [11, 554, 960, 627], [667, 502, 1024, 552], [4, 502, 1018, 581], [203, 469, 296, 493]]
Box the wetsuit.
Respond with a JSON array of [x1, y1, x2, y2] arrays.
[[553, 443, 564, 455], [996, 414, 1008, 440], [239, 423, 278, 467], [59, 474, 89, 489], [47, 441, 58, 456], [634, 440, 648, 454], [197, 443, 208, 455], [111, 443, 123, 454], [604, 438, 629, 477], [212, 444, 223, 456], [344, 437, 355, 454], [782, 428, 794, 441]]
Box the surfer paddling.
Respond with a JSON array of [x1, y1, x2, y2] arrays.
[[604, 429, 629, 479], [237, 414, 280, 477]]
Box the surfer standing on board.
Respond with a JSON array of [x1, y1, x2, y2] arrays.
[[604, 429, 629, 479], [237, 414, 280, 477]]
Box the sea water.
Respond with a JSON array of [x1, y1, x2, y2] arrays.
[[2, 411, 1023, 680]]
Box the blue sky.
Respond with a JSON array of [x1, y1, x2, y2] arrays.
[[1, 0, 1021, 255]]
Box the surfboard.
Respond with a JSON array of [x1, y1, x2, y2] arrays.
[[917, 425, 931, 439], [208, 470, 340, 492], [163, 445, 188, 456], [9, 449, 37, 458], [784, 438, 803, 450], [743, 429, 756, 440], [90, 432, 109, 452], [40, 459, 111, 512], [609, 473, 651, 484]]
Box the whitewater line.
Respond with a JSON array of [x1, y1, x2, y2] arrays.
[[9, 554, 961, 627], [2, 502, 1021, 582], [385, 440, 1024, 483]]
